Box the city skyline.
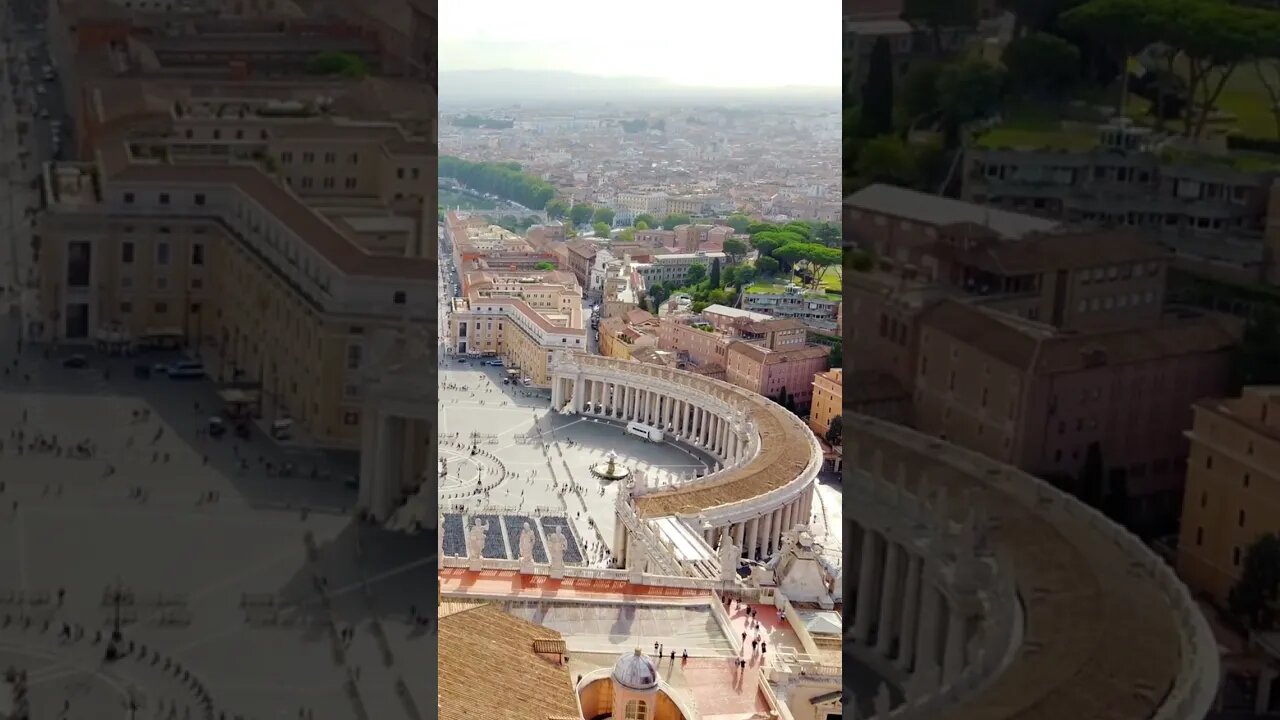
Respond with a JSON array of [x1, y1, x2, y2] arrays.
[[439, 0, 841, 89]]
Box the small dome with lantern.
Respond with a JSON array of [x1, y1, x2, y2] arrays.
[[612, 648, 659, 690]]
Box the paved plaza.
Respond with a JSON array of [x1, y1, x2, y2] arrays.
[[0, 379, 436, 719], [439, 362, 715, 562]]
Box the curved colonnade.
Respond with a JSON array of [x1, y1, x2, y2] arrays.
[[548, 353, 823, 571], [844, 412, 1219, 719]]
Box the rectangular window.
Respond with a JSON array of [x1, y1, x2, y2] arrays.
[[123, 192, 135, 204], [191, 243, 205, 266], [159, 193, 170, 205], [119, 301, 132, 314], [194, 193, 205, 206], [121, 242, 135, 263], [346, 344, 363, 370], [156, 242, 170, 265], [66, 241, 91, 288]]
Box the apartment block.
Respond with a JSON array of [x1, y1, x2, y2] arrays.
[[809, 368, 843, 438], [38, 151, 433, 449], [845, 183, 1061, 269], [742, 286, 841, 332], [596, 310, 660, 362], [1177, 387, 1280, 608], [630, 251, 728, 288], [672, 224, 733, 253], [448, 270, 586, 387], [657, 313, 829, 410], [964, 122, 1279, 283], [914, 299, 1240, 526]]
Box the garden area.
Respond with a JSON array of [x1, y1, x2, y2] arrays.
[[846, 0, 1280, 195]]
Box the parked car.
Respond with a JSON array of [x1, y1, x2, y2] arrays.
[[207, 417, 226, 438], [167, 361, 205, 379], [61, 354, 87, 368]]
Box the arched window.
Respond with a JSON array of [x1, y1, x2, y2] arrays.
[[624, 700, 648, 720]]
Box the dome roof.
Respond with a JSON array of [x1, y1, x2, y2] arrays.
[[612, 648, 659, 690]]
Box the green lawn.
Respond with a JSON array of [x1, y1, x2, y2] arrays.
[[745, 269, 841, 298], [438, 188, 495, 210]]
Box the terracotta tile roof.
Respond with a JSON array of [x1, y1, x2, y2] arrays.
[[439, 603, 581, 720], [922, 300, 1241, 374], [109, 164, 433, 280]]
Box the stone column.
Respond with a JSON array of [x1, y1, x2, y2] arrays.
[[896, 554, 923, 670], [915, 585, 943, 675], [573, 376, 584, 412], [732, 522, 744, 550], [551, 377, 562, 409], [358, 408, 380, 511], [746, 518, 759, 560], [852, 527, 879, 641], [943, 605, 968, 684], [876, 542, 901, 656], [759, 508, 774, 558]]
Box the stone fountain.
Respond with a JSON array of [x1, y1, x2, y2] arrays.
[[589, 450, 631, 482]]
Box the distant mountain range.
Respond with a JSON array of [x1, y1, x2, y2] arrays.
[[439, 69, 839, 107]]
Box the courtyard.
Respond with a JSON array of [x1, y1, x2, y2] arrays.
[[0, 379, 436, 719], [438, 362, 715, 563]]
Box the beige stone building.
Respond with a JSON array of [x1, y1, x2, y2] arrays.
[[596, 310, 660, 362], [35, 79, 435, 449], [809, 368, 842, 438], [1177, 386, 1280, 608], [447, 270, 586, 387]]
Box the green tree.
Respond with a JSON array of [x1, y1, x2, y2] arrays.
[[306, 52, 367, 78], [1060, 0, 1163, 121], [854, 135, 917, 186], [825, 415, 843, 446], [802, 245, 842, 289], [647, 282, 673, 307], [723, 237, 748, 263], [592, 207, 616, 227], [618, 228, 635, 242], [746, 221, 776, 236], [1002, 32, 1082, 95], [634, 213, 657, 228], [828, 342, 843, 367], [535, 261, 555, 271], [905, 0, 980, 57], [569, 203, 594, 226], [709, 257, 721, 288], [593, 221, 611, 237], [936, 59, 1008, 138], [440, 156, 556, 209], [634, 220, 650, 231], [685, 263, 708, 286], [756, 256, 780, 275], [662, 213, 692, 230], [856, 36, 895, 138], [849, 249, 875, 272], [1232, 306, 1280, 388], [726, 214, 752, 233], [722, 265, 739, 287], [782, 222, 813, 240], [545, 199, 568, 219], [900, 62, 943, 122], [813, 222, 841, 247], [735, 265, 758, 286], [1169, 1, 1275, 138], [773, 242, 808, 272], [1229, 534, 1280, 629]]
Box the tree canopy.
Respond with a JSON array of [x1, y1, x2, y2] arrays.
[[592, 207, 615, 227], [1003, 32, 1082, 95], [857, 37, 895, 138], [662, 213, 692, 230], [569, 203, 594, 227], [1230, 534, 1280, 629], [440, 156, 557, 209]]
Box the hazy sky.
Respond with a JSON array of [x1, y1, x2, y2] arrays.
[[439, 0, 841, 88]]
